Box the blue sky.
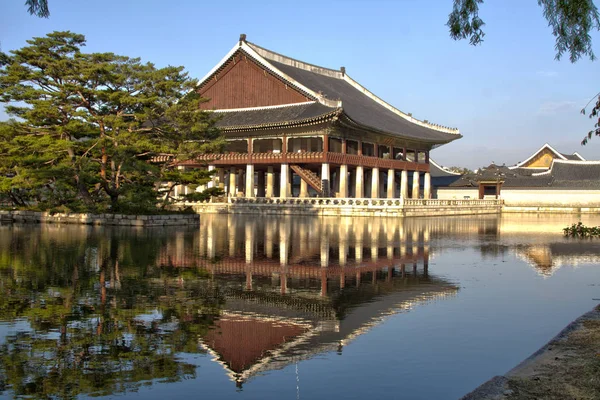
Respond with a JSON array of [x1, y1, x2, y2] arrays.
[[1, 0, 599, 168]]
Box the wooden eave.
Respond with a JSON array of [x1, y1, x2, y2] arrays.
[[336, 113, 461, 147]]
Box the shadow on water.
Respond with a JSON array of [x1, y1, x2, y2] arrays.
[[0, 213, 599, 397]]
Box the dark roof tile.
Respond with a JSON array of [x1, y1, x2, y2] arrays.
[[268, 59, 459, 144], [213, 102, 336, 129]]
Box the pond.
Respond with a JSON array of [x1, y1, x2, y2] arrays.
[[0, 214, 599, 399]]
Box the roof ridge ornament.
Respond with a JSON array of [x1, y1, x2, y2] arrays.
[[340, 66, 346, 76], [239, 33, 247, 44]]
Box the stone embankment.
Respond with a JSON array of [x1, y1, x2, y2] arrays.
[[461, 305, 600, 400], [0, 210, 199, 226]]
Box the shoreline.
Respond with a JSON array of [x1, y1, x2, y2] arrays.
[[461, 304, 600, 400], [0, 210, 199, 226]]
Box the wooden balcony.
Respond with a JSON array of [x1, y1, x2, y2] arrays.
[[181, 151, 430, 172]]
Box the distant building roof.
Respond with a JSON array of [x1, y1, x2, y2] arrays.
[[449, 160, 600, 189], [511, 143, 586, 169]]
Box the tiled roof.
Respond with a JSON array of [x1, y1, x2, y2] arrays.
[[199, 39, 461, 145], [265, 58, 459, 144], [213, 102, 337, 130]]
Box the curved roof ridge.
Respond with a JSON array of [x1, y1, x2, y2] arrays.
[[246, 41, 344, 79], [552, 159, 600, 165], [429, 159, 462, 175]]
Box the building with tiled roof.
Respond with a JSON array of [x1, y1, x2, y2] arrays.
[[436, 144, 600, 209], [182, 34, 461, 200]]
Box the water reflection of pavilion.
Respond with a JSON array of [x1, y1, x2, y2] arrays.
[[515, 242, 600, 277], [158, 216, 458, 386]]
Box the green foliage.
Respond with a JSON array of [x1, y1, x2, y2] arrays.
[[563, 221, 600, 237], [448, 0, 600, 61], [0, 31, 223, 213], [25, 0, 50, 18], [447, 0, 486, 46]]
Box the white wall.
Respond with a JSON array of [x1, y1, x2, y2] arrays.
[[436, 188, 479, 200], [501, 189, 600, 207]]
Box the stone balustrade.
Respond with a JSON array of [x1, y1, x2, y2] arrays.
[[181, 197, 503, 217]]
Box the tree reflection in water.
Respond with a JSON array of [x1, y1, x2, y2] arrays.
[[0, 226, 223, 398]]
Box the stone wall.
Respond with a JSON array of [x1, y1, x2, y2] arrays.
[[0, 210, 199, 226]]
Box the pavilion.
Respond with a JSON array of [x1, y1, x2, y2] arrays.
[[182, 34, 461, 200]]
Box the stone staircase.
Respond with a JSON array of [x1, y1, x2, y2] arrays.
[[290, 164, 323, 195]]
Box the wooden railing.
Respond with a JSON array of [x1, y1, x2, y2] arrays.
[[180, 152, 430, 171]]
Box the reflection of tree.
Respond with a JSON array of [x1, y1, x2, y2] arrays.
[[0, 227, 223, 398]]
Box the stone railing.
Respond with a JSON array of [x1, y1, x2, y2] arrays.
[[180, 197, 503, 217], [403, 199, 503, 207]]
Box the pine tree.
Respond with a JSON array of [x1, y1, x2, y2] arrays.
[[0, 31, 223, 212]]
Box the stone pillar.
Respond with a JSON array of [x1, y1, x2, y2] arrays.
[[228, 167, 236, 197], [257, 171, 265, 197], [217, 168, 225, 189], [387, 169, 395, 198], [245, 164, 254, 198], [400, 170, 408, 199], [280, 163, 289, 198], [207, 165, 216, 188], [355, 166, 364, 198], [371, 167, 380, 198], [424, 172, 431, 199], [321, 163, 330, 197], [423, 172, 431, 199], [339, 164, 348, 198], [412, 171, 420, 199], [266, 166, 274, 198], [300, 178, 309, 198], [237, 169, 245, 197]]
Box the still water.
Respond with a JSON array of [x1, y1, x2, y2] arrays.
[[0, 214, 599, 399]]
